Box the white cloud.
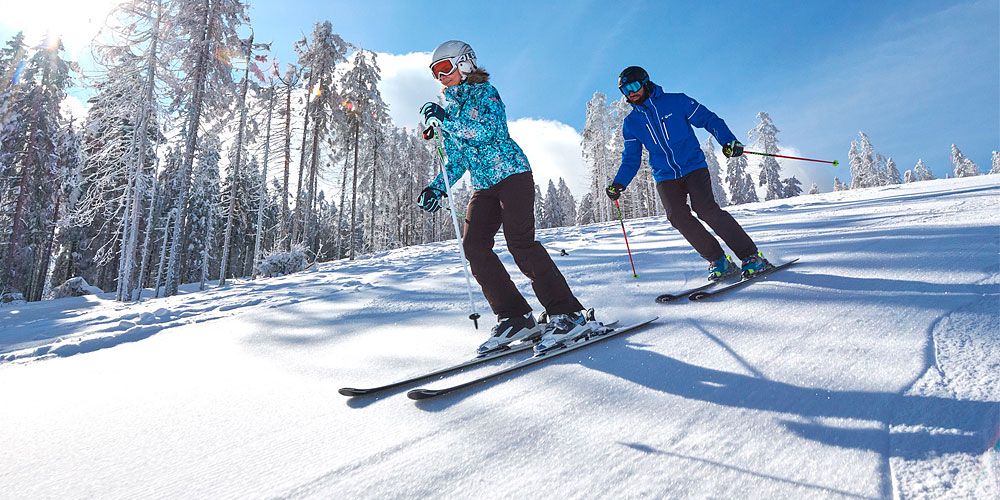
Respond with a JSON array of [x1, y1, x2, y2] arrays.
[[374, 51, 441, 132], [508, 118, 586, 198]]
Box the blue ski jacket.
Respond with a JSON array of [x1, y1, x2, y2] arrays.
[[428, 81, 531, 193], [613, 84, 738, 186]]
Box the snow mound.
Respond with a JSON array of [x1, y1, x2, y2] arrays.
[[255, 245, 307, 278], [50, 277, 104, 299]]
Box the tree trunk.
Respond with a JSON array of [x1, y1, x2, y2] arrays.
[[349, 118, 359, 260], [219, 33, 252, 286], [5, 52, 51, 291], [252, 87, 276, 278], [290, 68, 316, 246], [280, 79, 293, 249], [335, 141, 349, 259], [165, 0, 215, 297], [368, 131, 378, 254]]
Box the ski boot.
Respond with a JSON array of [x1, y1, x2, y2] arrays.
[[740, 251, 773, 279], [477, 313, 543, 355], [708, 254, 739, 281], [534, 308, 595, 355]]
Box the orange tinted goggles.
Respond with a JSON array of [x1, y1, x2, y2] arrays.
[[431, 58, 457, 80]]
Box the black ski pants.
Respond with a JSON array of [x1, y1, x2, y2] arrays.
[[463, 172, 584, 319], [656, 168, 757, 262]]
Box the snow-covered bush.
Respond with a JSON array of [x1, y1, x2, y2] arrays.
[[255, 244, 307, 278], [1, 289, 25, 305], [51, 277, 104, 299]]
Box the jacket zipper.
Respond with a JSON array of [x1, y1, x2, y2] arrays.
[[644, 123, 658, 145], [645, 104, 679, 177]]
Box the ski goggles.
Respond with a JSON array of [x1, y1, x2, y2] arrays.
[[430, 58, 458, 80], [619, 79, 646, 95]]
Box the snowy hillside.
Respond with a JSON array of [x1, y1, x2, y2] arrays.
[[1, 176, 998, 499]]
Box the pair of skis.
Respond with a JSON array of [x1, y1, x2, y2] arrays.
[[655, 258, 799, 303], [339, 317, 658, 401]]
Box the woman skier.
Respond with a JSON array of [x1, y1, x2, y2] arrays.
[[416, 40, 590, 355]]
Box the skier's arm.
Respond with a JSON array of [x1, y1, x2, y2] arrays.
[[683, 94, 738, 146], [428, 139, 470, 192], [612, 121, 643, 187], [440, 87, 505, 146]]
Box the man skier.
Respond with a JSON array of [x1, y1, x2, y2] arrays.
[[417, 40, 591, 355], [606, 66, 771, 280]]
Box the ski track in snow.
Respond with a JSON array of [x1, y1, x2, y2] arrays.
[[0, 176, 998, 499]]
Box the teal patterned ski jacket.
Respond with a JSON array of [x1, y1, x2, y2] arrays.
[[428, 81, 531, 193]]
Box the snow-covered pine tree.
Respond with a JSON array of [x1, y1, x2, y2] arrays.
[[904, 170, 916, 183], [782, 176, 803, 198], [542, 179, 562, 228], [274, 63, 300, 250], [883, 157, 902, 185], [0, 36, 75, 299], [187, 132, 222, 285], [48, 117, 86, 291], [0, 31, 26, 89], [808, 183, 819, 194], [339, 47, 387, 259], [556, 178, 577, 227], [725, 154, 758, 205], [534, 183, 545, 229], [581, 92, 613, 223], [991, 151, 999, 175], [749, 112, 783, 200], [252, 66, 279, 279], [576, 192, 595, 226], [833, 177, 848, 191], [950, 144, 980, 177], [219, 33, 256, 286], [913, 158, 934, 181], [163, 0, 247, 297], [848, 131, 881, 189], [702, 137, 727, 207], [81, 0, 169, 300]]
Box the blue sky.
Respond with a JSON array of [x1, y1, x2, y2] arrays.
[[2, 0, 997, 195]]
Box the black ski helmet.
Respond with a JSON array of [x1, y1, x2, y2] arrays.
[[618, 66, 652, 94]]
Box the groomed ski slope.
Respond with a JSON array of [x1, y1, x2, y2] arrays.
[[1, 175, 998, 499]]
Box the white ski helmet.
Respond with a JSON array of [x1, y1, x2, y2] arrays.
[[430, 40, 477, 80]]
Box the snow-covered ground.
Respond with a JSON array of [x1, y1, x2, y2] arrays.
[[1, 176, 998, 499]]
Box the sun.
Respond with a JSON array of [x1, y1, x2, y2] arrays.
[[0, 0, 125, 54]]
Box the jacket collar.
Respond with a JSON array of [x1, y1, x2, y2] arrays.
[[444, 81, 488, 102], [629, 83, 665, 112]]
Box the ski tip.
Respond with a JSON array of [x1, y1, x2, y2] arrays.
[[338, 388, 368, 397], [689, 292, 709, 301], [655, 294, 678, 303], [406, 389, 440, 400]]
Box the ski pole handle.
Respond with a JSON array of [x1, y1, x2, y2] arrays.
[[422, 126, 435, 140], [742, 150, 839, 166]]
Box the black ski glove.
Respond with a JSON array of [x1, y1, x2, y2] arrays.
[[417, 186, 447, 213], [420, 102, 449, 128], [605, 183, 626, 200], [723, 140, 744, 158]]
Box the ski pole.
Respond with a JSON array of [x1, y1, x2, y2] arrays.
[[742, 150, 839, 166], [614, 199, 638, 279], [424, 126, 481, 329]]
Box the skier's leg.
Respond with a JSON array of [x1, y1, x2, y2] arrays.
[[656, 176, 725, 261], [685, 168, 758, 260], [463, 187, 532, 318], [497, 173, 583, 316]]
